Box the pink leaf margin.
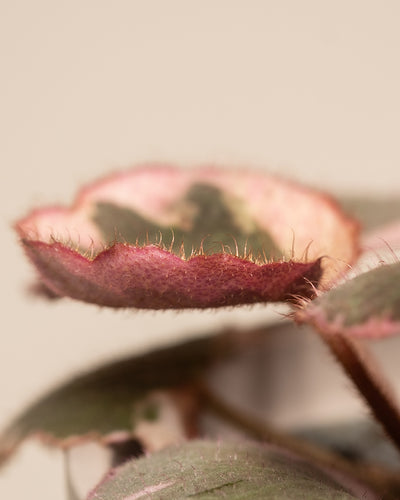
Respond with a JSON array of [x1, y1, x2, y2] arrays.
[[297, 303, 400, 340]]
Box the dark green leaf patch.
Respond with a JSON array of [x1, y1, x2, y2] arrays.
[[93, 183, 282, 261]]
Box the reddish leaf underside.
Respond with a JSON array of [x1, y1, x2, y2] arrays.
[[297, 262, 400, 339], [21, 240, 323, 308], [16, 165, 359, 309]]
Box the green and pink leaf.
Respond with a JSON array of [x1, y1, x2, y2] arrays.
[[297, 262, 400, 339], [0, 326, 269, 467], [0, 333, 238, 465], [16, 165, 359, 309]]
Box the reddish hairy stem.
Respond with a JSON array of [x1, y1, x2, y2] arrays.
[[320, 331, 400, 454], [198, 383, 400, 498]]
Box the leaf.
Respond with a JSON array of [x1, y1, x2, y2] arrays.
[[16, 165, 359, 309], [87, 440, 356, 499], [296, 262, 400, 338], [363, 220, 400, 253], [0, 331, 244, 466], [338, 195, 400, 255], [338, 196, 400, 232]]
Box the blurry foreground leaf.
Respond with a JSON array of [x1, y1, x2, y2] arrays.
[[87, 440, 356, 500]]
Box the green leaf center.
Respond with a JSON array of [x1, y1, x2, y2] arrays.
[[93, 183, 281, 260]]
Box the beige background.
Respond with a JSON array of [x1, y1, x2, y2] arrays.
[[1, 1, 400, 498]]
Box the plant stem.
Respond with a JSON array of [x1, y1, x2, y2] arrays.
[[319, 330, 400, 454], [64, 450, 82, 500], [198, 382, 400, 499]]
